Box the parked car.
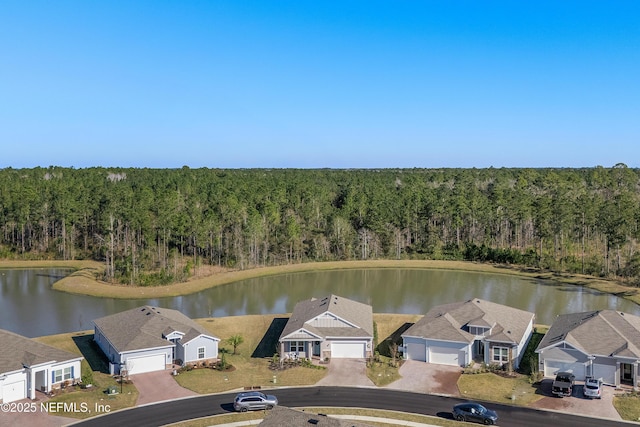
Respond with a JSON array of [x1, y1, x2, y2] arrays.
[[452, 402, 498, 425], [233, 391, 278, 412], [583, 377, 603, 399], [552, 371, 575, 397]]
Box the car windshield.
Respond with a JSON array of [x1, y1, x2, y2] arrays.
[[475, 405, 486, 414], [586, 383, 599, 389]]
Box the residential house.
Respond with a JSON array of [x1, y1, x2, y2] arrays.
[[402, 298, 535, 368], [0, 329, 83, 403], [259, 406, 374, 426], [279, 295, 373, 360], [94, 305, 220, 375], [536, 310, 640, 387]]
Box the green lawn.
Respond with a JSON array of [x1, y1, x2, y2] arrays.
[[174, 314, 327, 393], [613, 392, 640, 422], [458, 372, 543, 406], [34, 331, 139, 419], [168, 407, 477, 427]]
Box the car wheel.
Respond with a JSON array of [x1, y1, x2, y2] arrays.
[[455, 414, 465, 422], [483, 419, 493, 425], [266, 405, 274, 410], [240, 407, 248, 413]]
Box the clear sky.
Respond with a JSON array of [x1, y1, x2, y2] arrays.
[[1, 1, 639, 169]]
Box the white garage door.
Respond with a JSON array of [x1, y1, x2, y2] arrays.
[[544, 360, 586, 380], [593, 364, 616, 385], [2, 380, 26, 403], [126, 354, 166, 375], [406, 342, 426, 362], [429, 347, 463, 366], [331, 342, 366, 358]]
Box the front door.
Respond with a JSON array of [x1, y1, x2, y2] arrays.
[[474, 340, 485, 361], [621, 363, 634, 385], [313, 341, 321, 357]]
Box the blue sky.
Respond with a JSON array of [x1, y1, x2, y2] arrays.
[[1, 1, 639, 169]]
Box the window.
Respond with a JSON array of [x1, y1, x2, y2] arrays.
[[289, 341, 304, 352], [197, 346, 205, 359], [469, 326, 488, 336], [492, 347, 509, 363], [53, 367, 73, 383]]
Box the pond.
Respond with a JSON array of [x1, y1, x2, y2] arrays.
[[1, 268, 639, 337]]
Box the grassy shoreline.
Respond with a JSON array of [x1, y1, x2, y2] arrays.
[[1, 259, 639, 306]]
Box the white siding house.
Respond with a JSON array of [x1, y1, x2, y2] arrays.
[[279, 295, 373, 361], [536, 310, 640, 387], [94, 306, 220, 375], [402, 299, 535, 369], [0, 329, 83, 402]]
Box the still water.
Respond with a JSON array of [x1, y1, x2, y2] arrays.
[[1, 268, 639, 337]]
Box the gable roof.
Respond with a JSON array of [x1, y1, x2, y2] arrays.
[[0, 329, 82, 374], [279, 294, 373, 340], [536, 310, 640, 358], [259, 406, 374, 427], [402, 298, 535, 344], [93, 306, 218, 353]]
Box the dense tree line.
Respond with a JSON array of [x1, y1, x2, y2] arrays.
[[1, 165, 639, 285]]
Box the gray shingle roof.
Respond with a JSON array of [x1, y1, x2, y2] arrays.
[[536, 310, 640, 358], [0, 329, 82, 374], [402, 298, 535, 344], [279, 294, 373, 340], [259, 406, 374, 427], [93, 306, 218, 353]]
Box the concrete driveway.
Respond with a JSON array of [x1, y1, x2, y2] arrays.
[[385, 360, 461, 396], [315, 359, 375, 387], [528, 379, 622, 421], [130, 370, 198, 405]]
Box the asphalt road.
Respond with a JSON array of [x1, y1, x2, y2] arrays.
[[70, 387, 629, 427]]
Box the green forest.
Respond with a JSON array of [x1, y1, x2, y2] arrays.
[[1, 165, 639, 286]]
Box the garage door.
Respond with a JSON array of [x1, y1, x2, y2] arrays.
[[125, 354, 166, 375], [593, 364, 616, 385], [2, 380, 26, 403], [429, 347, 464, 366], [331, 342, 366, 358], [544, 360, 586, 380], [406, 342, 426, 362]]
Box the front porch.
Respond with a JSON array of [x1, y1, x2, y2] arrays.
[[279, 340, 324, 361]]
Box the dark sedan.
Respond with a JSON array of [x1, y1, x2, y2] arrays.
[[453, 402, 498, 425]]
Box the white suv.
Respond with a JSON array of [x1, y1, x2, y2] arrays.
[[583, 377, 603, 399]]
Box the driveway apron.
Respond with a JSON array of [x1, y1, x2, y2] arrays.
[[130, 370, 198, 405], [385, 360, 461, 396], [316, 359, 375, 387]]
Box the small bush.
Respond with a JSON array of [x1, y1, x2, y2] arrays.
[[81, 370, 94, 386]]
